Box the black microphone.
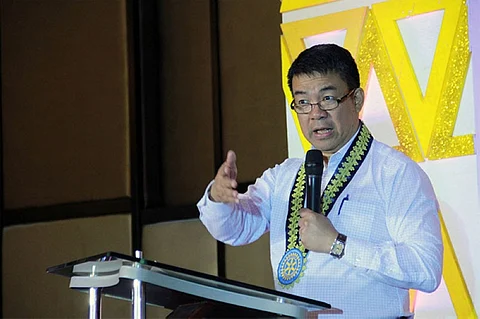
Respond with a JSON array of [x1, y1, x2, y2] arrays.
[[305, 149, 324, 213]]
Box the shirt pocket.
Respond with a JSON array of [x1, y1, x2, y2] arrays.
[[334, 200, 381, 241]]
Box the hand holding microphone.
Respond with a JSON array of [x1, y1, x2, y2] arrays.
[[305, 149, 324, 213], [300, 150, 339, 253]]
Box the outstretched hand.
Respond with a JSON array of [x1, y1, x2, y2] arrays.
[[210, 150, 239, 203]]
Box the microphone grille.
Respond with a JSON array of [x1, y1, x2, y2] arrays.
[[305, 149, 324, 175]]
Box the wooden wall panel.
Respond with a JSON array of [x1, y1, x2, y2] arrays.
[[218, 0, 287, 183], [143, 220, 217, 275], [2, 215, 131, 318], [1, 0, 130, 209], [158, 0, 216, 207], [0, 0, 285, 316], [225, 234, 274, 289], [155, 0, 286, 202]]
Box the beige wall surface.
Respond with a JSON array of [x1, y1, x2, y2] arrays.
[[2, 214, 131, 318], [143, 219, 218, 318], [143, 220, 273, 317], [2, 216, 273, 318], [143, 219, 218, 275], [144, 220, 273, 290], [225, 233, 274, 289]]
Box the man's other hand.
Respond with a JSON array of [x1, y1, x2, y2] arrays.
[[210, 150, 239, 203]]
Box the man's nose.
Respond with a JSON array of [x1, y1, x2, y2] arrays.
[[309, 103, 328, 118]]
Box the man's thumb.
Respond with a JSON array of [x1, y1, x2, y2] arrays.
[[226, 150, 237, 167]]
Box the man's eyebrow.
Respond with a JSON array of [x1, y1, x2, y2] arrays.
[[318, 85, 337, 92], [293, 90, 307, 96], [293, 85, 338, 96]]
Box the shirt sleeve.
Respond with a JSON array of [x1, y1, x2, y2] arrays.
[[342, 161, 444, 293], [197, 165, 278, 246]]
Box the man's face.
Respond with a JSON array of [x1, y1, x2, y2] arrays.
[[292, 72, 364, 157]]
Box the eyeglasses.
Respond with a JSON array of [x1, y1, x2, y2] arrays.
[[290, 89, 356, 114]]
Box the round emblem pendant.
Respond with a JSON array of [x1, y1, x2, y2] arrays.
[[277, 248, 304, 286]]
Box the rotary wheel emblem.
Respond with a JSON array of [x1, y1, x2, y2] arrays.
[[278, 248, 304, 285]]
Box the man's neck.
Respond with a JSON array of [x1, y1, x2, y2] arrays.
[[318, 122, 362, 164]]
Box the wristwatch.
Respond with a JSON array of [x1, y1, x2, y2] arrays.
[[329, 233, 347, 259]]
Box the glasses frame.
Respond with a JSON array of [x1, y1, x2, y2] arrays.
[[290, 88, 356, 114]]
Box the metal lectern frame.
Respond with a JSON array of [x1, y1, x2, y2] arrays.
[[47, 251, 332, 319]]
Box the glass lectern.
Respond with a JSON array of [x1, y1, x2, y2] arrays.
[[47, 251, 335, 318]]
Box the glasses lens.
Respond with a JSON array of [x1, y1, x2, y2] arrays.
[[295, 105, 310, 114], [320, 100, 338, 110]]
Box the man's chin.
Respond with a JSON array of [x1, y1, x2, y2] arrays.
[[309, 143, 337, 157]]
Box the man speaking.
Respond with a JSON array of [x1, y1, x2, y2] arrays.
[[197, 44, 443, 318]]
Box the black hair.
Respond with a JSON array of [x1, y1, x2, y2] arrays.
[[287, 44, 360, 93]]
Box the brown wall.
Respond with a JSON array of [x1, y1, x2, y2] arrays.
[[1, 0, 284, 317], [158, 0, 286, 207], [218, 0, 286, 182], [1, 0, 131, 209], [1, 1, 133, 317], [158, 0, 217, 206]]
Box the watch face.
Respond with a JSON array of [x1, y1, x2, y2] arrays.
[[332, 242, 345, 255]]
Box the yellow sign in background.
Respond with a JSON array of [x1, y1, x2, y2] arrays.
[[281, 0, 477, 317]]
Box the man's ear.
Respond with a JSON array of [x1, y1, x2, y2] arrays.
[[353, 88, 365, 113]]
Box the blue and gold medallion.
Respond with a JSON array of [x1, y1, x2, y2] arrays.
[[277, 122, 373, 289], [278, 248, 304, 285]]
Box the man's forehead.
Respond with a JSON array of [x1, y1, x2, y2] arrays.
[[293, 70, 341, 80], [292, 72, 346, 89]]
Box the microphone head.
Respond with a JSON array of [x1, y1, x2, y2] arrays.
[[305, 149, 324, 176]]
